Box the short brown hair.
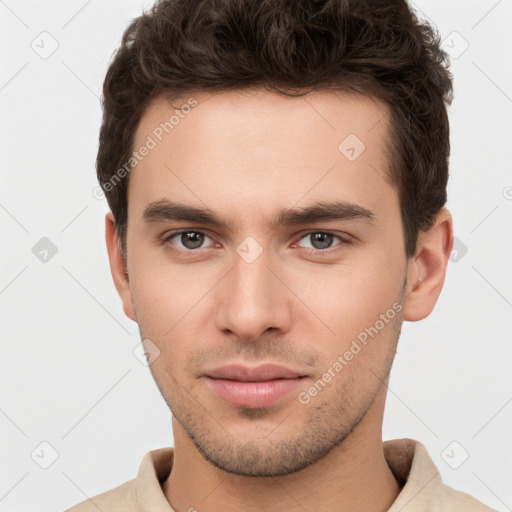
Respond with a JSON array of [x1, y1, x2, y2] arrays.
[[97, 0, 453, 260]]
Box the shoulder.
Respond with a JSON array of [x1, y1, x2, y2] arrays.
[[385, 438, 497, 511], [63, 446, 174, 512], [436, 484, 497, 511], [64, 478, 137, 512]]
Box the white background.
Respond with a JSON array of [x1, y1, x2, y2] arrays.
[[1, 0, 511, 510]]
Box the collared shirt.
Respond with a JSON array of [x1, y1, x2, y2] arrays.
[[65, 438, 496, 511]]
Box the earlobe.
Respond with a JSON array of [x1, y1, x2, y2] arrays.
[[402, 208, 454, 322], [104, 212, 137, 322]]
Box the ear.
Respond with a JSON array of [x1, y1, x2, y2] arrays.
[[105, 211, 137, 322], [402, 207, 454, 322]]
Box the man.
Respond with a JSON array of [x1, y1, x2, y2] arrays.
[[67, 0, 496, 510]]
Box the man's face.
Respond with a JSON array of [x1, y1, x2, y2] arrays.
[[123, 89, 410, 476]]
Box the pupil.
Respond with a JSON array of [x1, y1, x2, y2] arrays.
[[311, 233, 333, 250], [182, 232, 203, 249]]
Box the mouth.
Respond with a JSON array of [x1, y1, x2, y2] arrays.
[[203, 363, 309, 408]]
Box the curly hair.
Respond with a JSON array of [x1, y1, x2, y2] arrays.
[[97, 0, 453, 260]]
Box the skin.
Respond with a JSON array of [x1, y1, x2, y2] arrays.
[[105, 88, 453, 512]]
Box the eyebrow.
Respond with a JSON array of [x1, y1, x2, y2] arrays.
[[142, 199, 376, 228]]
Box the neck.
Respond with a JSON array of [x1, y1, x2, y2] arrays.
[[163, 386, 400, 512]]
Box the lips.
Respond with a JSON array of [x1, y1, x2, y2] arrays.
[[204, 364, 308, 408], [207, 364, 304, 381]]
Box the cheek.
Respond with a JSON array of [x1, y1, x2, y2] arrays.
[[290, 251, 405, 341], [128, 259, 217, 380], [130, 279, 193, 394], [128, 244, 213, 329]]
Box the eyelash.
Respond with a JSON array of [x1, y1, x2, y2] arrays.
[[161, 229, 350, 256]]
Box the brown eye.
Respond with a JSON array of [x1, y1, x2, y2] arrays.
[[166, 231, 212, 250], [296, 232, 341, 251], [310, 233, 334, 250], [180, 232, 204, 249]]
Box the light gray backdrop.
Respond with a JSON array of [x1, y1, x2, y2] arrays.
[[1, 0, 511, 510]]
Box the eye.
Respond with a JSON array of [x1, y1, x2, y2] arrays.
[[295, 232, 345, 251], [162, 230, 349, 254], [165, 230, 214, 251]]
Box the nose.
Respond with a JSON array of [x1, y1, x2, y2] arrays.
[[215, 245, 292, 342]]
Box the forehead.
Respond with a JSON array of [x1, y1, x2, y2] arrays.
[[128, 88, 395, 226], [134, 88, 390, 153]]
